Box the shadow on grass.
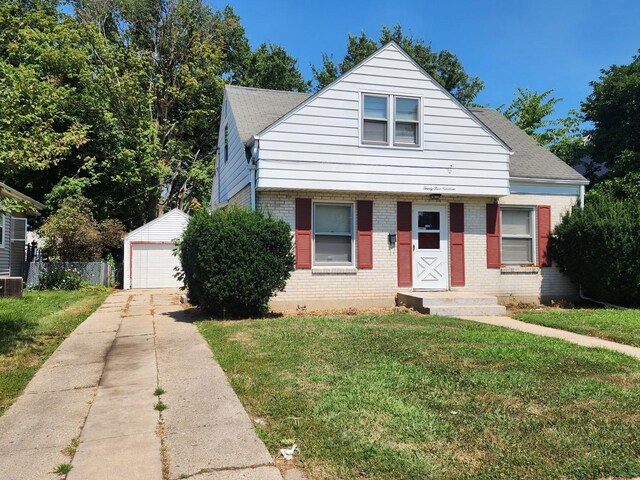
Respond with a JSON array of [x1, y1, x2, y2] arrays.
[[165, 306, 283, 323], [0, 315, 37, 355]]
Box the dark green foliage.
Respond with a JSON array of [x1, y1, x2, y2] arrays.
[[582, 51, 640, 176], [587, 172, 640, 203], [38, 264, 85, 291], [179, 207, 294, 317], [552, 197, 640, 306]]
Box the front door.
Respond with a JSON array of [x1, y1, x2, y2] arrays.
[[412, 205, 449, 290]]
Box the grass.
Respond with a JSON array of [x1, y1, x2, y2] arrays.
[[0, 288, 110, 416], [154, 400, 168, 411], [53, 463, 72, 475], [198, 312, 640, 480], [514, 308, 640, 348], [154, 387, 166, 396]]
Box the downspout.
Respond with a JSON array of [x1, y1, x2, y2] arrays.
[[579, 184, 585, 209], [248, 140, 259, 211]]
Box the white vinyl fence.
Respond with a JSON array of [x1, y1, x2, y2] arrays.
[[25, 262, 117, 289]]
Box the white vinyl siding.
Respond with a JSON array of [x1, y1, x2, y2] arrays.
[[313, 202, 354, 266], [257, 43, 510, 197], [211, 98, 249, 206], [501, 207, 536, 264]]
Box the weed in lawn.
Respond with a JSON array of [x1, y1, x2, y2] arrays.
[[154, 401, 167, 412], [154, 387, 165, 396], [53, 463, 72, 475]]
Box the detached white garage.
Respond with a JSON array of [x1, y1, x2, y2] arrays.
[[123, 209, 189, 289]]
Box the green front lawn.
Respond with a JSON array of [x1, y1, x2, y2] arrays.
[[198, 312, 640, 480], [514, 308, 640, 348], [0, 289, 110, 415]]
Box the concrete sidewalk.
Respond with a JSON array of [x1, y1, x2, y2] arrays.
[[458, 315, 640, 359], [0, 290, 282, 480]]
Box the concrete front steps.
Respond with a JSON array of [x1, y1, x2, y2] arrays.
[[397, 291, 507, 316]]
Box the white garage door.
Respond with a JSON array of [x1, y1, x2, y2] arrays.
[[131, 243, 181, 288]]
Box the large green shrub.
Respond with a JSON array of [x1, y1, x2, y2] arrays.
[[178, 207, 295, 317], [552, 197, 640, 306]]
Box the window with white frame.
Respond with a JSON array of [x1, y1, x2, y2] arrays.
[[394, 97, 419, 146], [501, 208, 535, 264], [313, 203, 353, 266], [0, 214, 4, 248], [362, 95, 389, 144]]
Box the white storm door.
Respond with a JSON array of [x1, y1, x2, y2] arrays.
[[412, 205, 448, 290]]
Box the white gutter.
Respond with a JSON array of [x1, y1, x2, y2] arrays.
[[510, 176, 590, 185]]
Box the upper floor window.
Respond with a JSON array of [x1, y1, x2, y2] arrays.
[[362, 95, 388, 144], [394, 97, 419, 146], [361, 94, 420, 147], [501, 207, 535, 264]]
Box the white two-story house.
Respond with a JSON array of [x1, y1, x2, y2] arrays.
[[210, 41, 588, 311]]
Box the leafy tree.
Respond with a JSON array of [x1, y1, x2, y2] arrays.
[[312, 26, 484, 106], [582, 51, 640, 176], [499, 87, 589, 165], [38, 196, 124, 261], [586, 172, 640, 203], [0, 0, 89, 173], [240, 43, 309, 92]]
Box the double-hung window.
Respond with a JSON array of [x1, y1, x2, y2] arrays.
[[313, 203, 353, 266], [0, 214, 4, 248], [361, 94, 420, 147], [362, 95, 389, 144], [501, 208, 535, 264], [394, 97, 419, 146]]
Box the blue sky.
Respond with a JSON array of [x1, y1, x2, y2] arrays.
[[221, 0, 639, 119]]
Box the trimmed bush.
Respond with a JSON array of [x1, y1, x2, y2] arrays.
[[178, 207, 295, 317], [552, 197, 640, 306]]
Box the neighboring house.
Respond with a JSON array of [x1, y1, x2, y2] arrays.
[[0, 182, 45, 278], [123, 209, 189, 289], [210, 42, 588, 309]]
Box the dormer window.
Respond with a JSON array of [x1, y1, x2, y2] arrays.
[[394, 97, 419, 146], [362, 94, 389, 145]]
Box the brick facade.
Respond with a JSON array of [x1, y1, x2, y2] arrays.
[[257, 190, 579, 309]]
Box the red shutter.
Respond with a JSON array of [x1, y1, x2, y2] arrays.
[[450, 202, 465, 286], [295, 198, 312, 269], [538, 205, 552, 267], [397, 201, 412, 287], [357, 200, 373, 269], [486, 203, 501, 268]]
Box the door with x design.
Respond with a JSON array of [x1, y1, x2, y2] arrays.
[[412, 204, 449, 290]]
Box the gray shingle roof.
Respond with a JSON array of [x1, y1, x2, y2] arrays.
[[470, 107, 587, 183], [225, 85, 309, 143], [225, 85, 587, 184]]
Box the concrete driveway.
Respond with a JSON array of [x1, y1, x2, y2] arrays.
[[0, 289, 282, 480]]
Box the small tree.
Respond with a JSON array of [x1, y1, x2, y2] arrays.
[[179, 207, 295, 317], [38, 196, 125, 261], [552, 197, 640, 307]]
